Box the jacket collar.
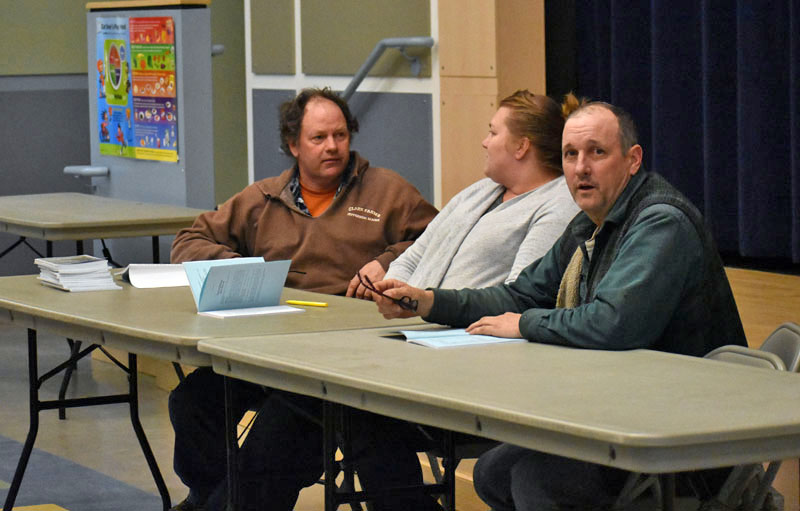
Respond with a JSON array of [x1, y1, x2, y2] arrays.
[[254, 151, 368, 198], [602, 169, 649, 226]]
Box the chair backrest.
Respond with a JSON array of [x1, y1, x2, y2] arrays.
[[759, 322, 800, 373], [704, 345, 786, 371]]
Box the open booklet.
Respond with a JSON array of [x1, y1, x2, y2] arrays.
[[122, 263, 190, 288], [180, 258, 302, 318], [399, 328, 526, 348]]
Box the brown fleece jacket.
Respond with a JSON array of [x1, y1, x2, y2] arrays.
[[170, 152, 437, 295]]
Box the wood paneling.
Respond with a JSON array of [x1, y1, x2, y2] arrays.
[[438, 0, 546, 203], [438, 0, 496, 77], [440, 77, 497, 203], [495, 0, 546, 96]]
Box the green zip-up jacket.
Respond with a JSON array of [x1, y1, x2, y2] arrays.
[[427, 170, 746, 356]]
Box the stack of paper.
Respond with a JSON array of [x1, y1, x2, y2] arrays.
[[34, 255, 121, 292]]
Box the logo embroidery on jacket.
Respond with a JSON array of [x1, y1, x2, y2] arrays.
[[347, 206, 381, 222]]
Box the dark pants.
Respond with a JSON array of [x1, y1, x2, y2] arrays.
[[473, 443, 629, 511], [168, 367, 324, 511]]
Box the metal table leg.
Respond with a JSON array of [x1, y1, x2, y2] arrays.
[[58, 338, 82, 419], [225, 376, 239, 511], [323, 401, 338, 511], [2, 329, 172, 511], [128, 353, 172, 511], [3, 329, 42, 511], [660, 473, 676, 511]]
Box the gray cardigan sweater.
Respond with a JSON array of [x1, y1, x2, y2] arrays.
[[385, 176, 578, 289]]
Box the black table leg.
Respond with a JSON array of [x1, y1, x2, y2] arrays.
[[152, 235, 160, 264], [173, 362, 185, 381], [0, 237, 27, 259], [660, 473, 676, 511], [2, 328, 172, 511], [0, 236, 44, 259], [128, 353, 172, 511], [3, 329, 41, 511], [442, 430, 455, 511], [58, 339, 82, 420], [323, 400, 338, 511], [57, 240, 86, 418], [224, 375, 239, 511]]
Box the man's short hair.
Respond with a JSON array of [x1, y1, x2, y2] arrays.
[[563, 94, 639, 154], [278, 87, 359, 156]]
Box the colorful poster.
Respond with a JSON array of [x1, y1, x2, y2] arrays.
[[96, 17, 135, 158], [95, 16, 178, 162]]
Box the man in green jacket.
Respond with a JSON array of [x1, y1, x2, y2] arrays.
[[372, 99, 746, 510]]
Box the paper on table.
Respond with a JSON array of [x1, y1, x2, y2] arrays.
[[199, 305, 303, 318], [182, 258, 292, 314], [124, 264, 190, 288], [400, 328, 526, 348]]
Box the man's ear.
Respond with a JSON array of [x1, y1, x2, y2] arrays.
[[626, 144, 643, 175], [515, 136, 531, 160], [288, 139, 299, 159]]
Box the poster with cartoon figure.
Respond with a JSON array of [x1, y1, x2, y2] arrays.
[[97, 17, 134, 157], [96, 16, 178, 162]]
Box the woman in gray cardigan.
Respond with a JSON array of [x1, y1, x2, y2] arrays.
[[349, 89, 579, 511]]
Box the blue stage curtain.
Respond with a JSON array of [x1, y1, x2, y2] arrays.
[[574, 0, 800, 262]]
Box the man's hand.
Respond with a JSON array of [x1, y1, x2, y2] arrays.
[[346, 260, 386, 299], [372, 279, 434, 319], [465, 313, 523, 338]]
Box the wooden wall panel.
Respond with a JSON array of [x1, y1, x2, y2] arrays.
[[495, 0, 546, 96], [440, 77, 497, 203], [438, 0, 545, 203], [438, 0, 496, 77]]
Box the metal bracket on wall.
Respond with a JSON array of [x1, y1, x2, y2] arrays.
[[341, 36, 435, 101], [64, 165, 109, 194]]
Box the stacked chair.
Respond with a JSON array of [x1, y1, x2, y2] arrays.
[[613, 322, 800, 511]]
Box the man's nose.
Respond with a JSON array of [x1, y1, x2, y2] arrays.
[[574, 153, 590, 174], [324, 136, 337, 152]]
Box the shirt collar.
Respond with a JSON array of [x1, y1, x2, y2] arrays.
[[288, 152, 355, 213]]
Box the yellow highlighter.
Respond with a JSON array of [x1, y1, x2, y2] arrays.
[[286, 300, 328, 307]]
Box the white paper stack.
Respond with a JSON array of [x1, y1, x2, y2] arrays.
[[34, 255, 122, 292]]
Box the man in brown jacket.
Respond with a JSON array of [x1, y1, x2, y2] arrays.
[[167, 87, 437, 511]]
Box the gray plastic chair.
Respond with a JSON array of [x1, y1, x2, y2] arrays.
[[759, 322, 800, 372], [614, 322, 800, 511]]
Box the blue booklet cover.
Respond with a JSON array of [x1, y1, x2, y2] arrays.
[[182, 258, 292, 313]]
